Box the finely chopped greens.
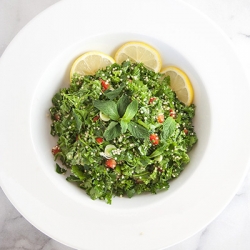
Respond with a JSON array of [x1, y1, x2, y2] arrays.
[[49, 61, 197, 204]]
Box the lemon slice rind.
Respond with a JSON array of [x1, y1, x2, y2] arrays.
[[161, 66, 194, 106], [70, 51, 115, 81], [114, 41, 162, 72]]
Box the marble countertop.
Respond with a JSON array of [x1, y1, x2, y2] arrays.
[[1, 0, 250, 249]]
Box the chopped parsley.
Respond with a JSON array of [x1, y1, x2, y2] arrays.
[[49, 61, 198, 204]]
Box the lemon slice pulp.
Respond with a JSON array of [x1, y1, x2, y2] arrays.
[[161, 66, 194, 106], [70, 51, 115, 80], [114, 41, 162, 72]]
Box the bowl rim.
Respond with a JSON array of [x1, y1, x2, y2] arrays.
[[0, 0, 250, 250]]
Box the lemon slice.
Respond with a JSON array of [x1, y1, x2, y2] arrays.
[[161, 66, 194, 106], [70, 51, 115, 79], [114, 41, 162, 72]]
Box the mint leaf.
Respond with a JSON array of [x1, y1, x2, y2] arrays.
[[122, 99, 138, 122], [104, 122, 121, 141], [126, 189, 136, 198], [149, 144, 167, 158], [93, 100, 119, 121], [117, 95, 130, 117], [104, 83, 125, 100], [72, 109, 83, 132], [120, 120, 129, 133], [138, 156, 152, 165], [74, 109, 88, 120], [66, 175, 81, 182], [128, 121, 149, 139], [56, 163, 67, 174], [161, 117, 176, 140], [71, 165, 85, 181], [52, 92, 62, 107]]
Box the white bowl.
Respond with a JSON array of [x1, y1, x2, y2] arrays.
[[0, 0, 250, 249], [30, 31, 208, 209]]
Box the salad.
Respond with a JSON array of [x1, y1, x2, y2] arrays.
[[49, 60, 197, 204]]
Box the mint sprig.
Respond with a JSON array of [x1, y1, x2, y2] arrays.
[[104, 83, 125, 100], [161, 117, 176, 140], [128, 121, 149, 139], [117, 95, 131, 117], [120, 120, 129, 133], [93, 96, 148, 140], [120, 99, 139, 133], [121, 100, 138, 122], [103, 122, 121, 141], [93, 100, 120, 121]]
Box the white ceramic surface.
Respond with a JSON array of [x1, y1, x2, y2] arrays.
[[1, 0, 250, 250]]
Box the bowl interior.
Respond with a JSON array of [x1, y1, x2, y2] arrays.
[[30, 32, 210, 210]]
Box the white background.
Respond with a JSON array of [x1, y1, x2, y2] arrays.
[[0, 0, 250, 249]]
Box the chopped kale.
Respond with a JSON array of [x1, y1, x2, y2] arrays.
[[49, 61, 198, 204]]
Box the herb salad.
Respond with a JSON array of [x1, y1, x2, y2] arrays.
[[50, 60, 197, 204]]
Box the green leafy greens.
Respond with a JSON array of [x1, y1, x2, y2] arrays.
[[49, 61, 198, 204]]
